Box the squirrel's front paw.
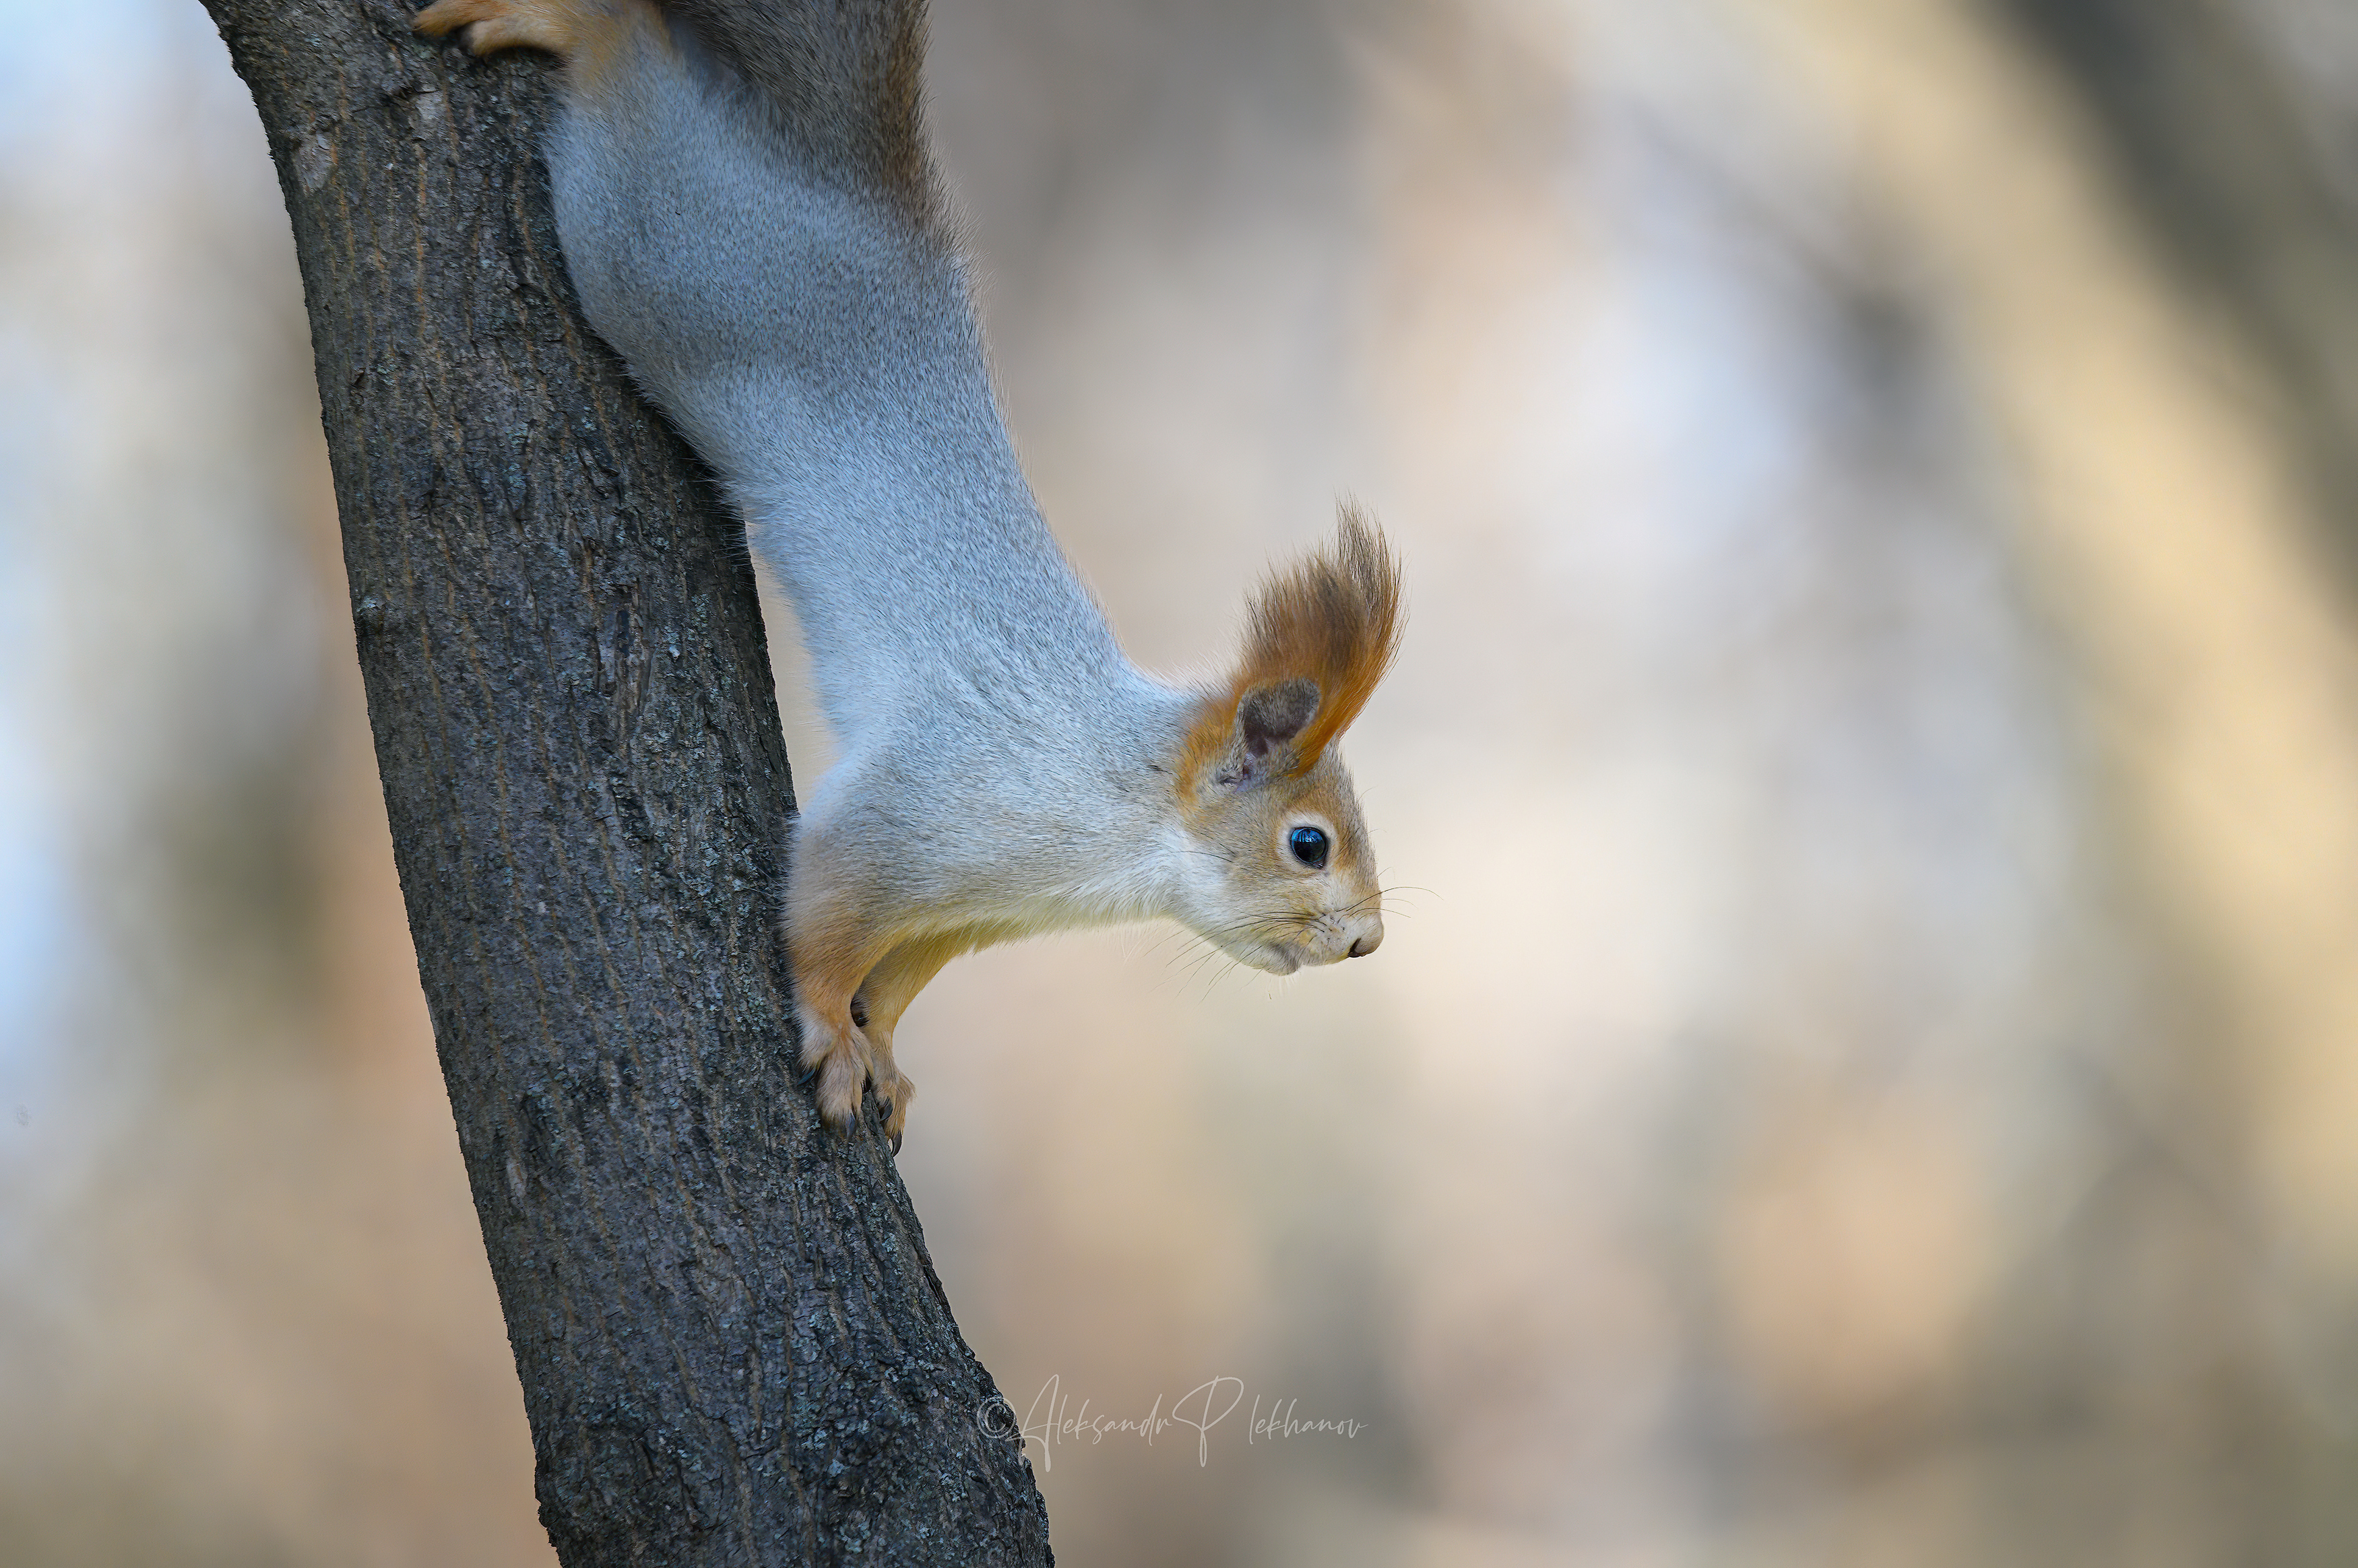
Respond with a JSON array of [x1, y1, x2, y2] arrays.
[[797, 1004, 875, 1132], [871, 1067, 915, 1154], [796, 1004, 916, 1152]]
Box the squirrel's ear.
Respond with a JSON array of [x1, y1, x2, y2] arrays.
[[1178, 509, 1403, 798], [1201, 678, 1319, 789], [1181, 678, 1322, 795], [1238, 678, 1320, 760], [1237, 509, 1401, 771]]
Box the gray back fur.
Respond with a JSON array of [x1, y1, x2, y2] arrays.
[[547, 5, 1195, 914]]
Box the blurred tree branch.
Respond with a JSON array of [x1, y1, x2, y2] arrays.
[[196, 2, 1050, 1561], [1993, 0, 2358, 575]]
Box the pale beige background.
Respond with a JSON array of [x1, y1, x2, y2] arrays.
[[5, 1, 2357, 1564]]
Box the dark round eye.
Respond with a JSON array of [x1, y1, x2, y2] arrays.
[[1287, 826, 1330, 869]]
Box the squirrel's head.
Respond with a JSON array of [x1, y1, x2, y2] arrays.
[[1173, 510, 1403, 975]]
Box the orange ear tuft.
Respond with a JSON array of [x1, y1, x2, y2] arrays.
[[1184, 507, 1403, 788]]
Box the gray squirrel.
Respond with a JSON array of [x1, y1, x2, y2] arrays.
[[412, 0, 1402, 1148]]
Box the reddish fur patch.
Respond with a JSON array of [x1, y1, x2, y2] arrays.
[[413, 0, 655, 97], [1181, 508, 1404, 791]]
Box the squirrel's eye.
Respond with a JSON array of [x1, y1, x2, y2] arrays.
[[1287, 826, 1329, 869]]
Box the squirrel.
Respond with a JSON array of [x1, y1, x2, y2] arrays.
[[411, 0, 1403, 1148]]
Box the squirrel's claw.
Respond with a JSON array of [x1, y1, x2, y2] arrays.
[[872, 1068, 914, 1153]]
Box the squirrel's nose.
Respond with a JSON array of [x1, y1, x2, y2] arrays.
[[1347, 921, 1383, 958]]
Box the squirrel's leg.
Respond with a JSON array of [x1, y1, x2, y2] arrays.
[[849, 931, 984, 1149], [788, 940, 890, 1138], [784, 817, 907, 1135]]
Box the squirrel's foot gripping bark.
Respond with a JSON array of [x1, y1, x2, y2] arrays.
[[412, 0, 594, 57], [795, 1000, 914, 1152]]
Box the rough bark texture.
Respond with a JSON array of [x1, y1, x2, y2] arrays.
[[197, 3, 1053, 1562]]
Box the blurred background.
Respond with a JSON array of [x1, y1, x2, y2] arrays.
[[7, 0, 2358, 1562]]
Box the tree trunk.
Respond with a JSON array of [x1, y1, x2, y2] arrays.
[[197, 3, 1053, 1562]]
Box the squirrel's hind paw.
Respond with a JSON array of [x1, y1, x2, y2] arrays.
[[412, 0, 580, 56]]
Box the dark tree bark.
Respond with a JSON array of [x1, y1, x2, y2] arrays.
[[197, 3, 1052, 1562]]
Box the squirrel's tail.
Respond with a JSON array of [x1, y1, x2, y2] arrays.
[[661, 0, 934, 212]]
